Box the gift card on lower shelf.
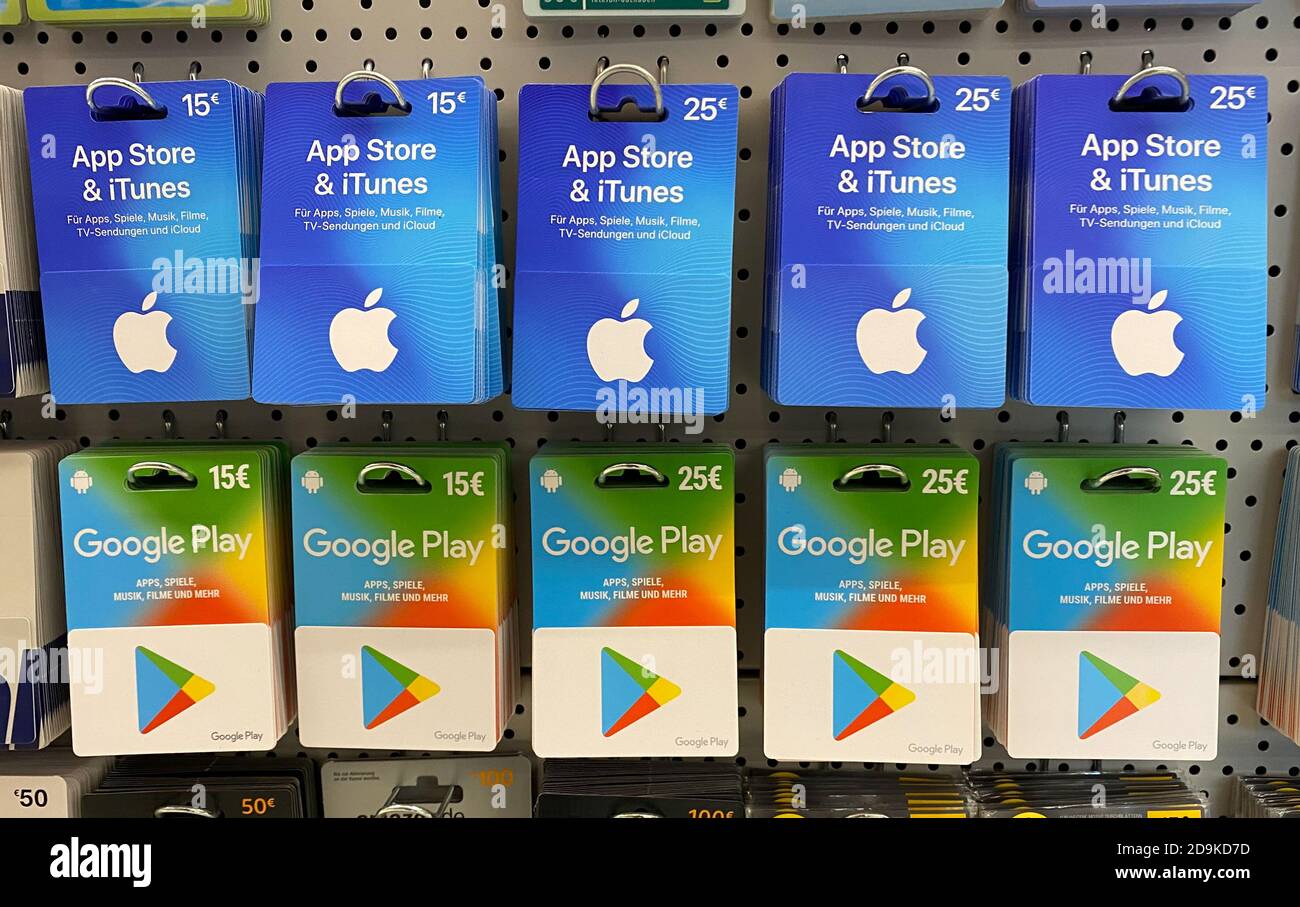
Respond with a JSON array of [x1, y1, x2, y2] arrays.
[[529, 445, 738, 758], [1, 440, 77, 749], [80, 756, 319, 818], [984, 444, 1226, 760], [322, 755, 532, 818], [0, 753, 111, 817], [535, 760, 744, 819], [59, 443, 294, 756], [291, 444, 518, 752]]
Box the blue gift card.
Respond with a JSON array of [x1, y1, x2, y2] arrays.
[[24, 80, 261, 403], [252, 77, 502, 405], [512, 82, 739, 415], [1013, 75, 1267, 410], [765, 73, 1010, 408]]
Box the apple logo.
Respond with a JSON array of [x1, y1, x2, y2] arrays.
[[113, 291, 178, 374], [855, 288, 927, 375], [586, 298, 654, 382], [1110, 290, 1184, 378], [329, 288, 399, 373]]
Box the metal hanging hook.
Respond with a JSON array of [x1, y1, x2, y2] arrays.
[[1087, 465, 1162, 490], [836, 54, 849, 75], [590, 62, 666, 119], [658, 56, 670, 85], [215, 409, 228, 440], [826, 413, 839, 443], [335, 62, 410, 113], [189, 61, 202, 80], [380, 410, 394, 443], [422, 58, 434, 79], [86, 76, 162, 113], [1112, 48, 1190, 108], [154, 804, 221, 819], [597, 462, 667, 485], [1056, 410, 1070, 443], [358, 462, 428, 488], [128, 461, 197, 485], [133, 61, 145, 83], [162, 409, 176, 440], [837, 463, 910, 487], [595, 56, 610, 78], [0, 410, 11, 441], [437, 410, 449, 442], [861, 58, 936, 112], [376, 781, 457, 819], [1113, 411, 1127, 444], [881, 411, 895, 444], [1079, 51, 1092, 75]]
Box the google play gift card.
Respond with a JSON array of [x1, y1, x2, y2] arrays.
[[530, 446, 738, 757], [763, 446, 982, 763]]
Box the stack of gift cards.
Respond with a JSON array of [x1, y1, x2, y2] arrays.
[[984, 443, 1226, 759], [0, 753, 111, 817], [512, 75, 737, 416], [59, 442, 293, 755], [1022, 0, 1255, 11], [771, 0, 1001, 20], [1009, 71, 1267, 409], [746, 771, 970, 818], [322, 756, 533, 818], [254, 74, 503, 405], [291, 444, 518, 751], [1233, 777, 1300, 818], [966, 771, 1207, 818], [27, 0, 269, 25], [1257, 446, 1300, 744], [763, 445, 982, 764], [763, 70, 1010, 408], [0, 84, 46, 399], [25, 78, 263, 403], [524, 0, 746, 17], [529, 445, 737, 758], [1, 441, 77, 749], [535, 760, 744, 818], [80, 756, 318, 818]]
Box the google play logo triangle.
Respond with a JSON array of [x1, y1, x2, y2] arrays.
[[135, 646, 216, 735], [601, 647, 681, 737], [362, 646, 441, 730], [1078, 650, 1161, 739], [832, 649, 916, 741]]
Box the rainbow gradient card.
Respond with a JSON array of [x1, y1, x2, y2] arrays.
[[764, 446, 981, 763], [987, 445, 1225, 759], [59, 443, 292, 756], [291, 445, 516, 751], [529, 445, 737, 757]]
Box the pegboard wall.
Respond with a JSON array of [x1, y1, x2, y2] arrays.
[[1, 0, 1298, 814]]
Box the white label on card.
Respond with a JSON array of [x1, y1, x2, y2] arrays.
[[68, 624, 278, 756], [532, 626, 738, 758], [764, 628, 980, 764], [295, 625, 498, 751], [1006, 630, 1219, 760]]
